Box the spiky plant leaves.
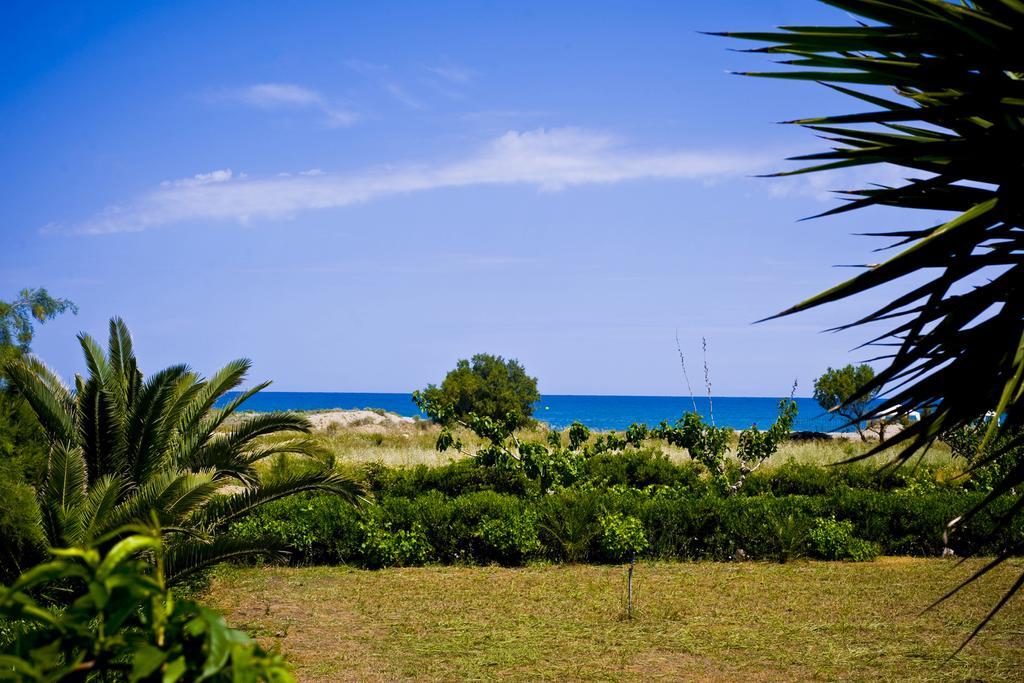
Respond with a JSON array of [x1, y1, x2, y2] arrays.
[[164, 536, 290, 584], [40, 443, 87, 547], [719, 0, 1024, 635], [2, 317, 359, 583], [3, 360, 76, 446]]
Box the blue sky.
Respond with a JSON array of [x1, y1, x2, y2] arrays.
[[1, 1, 914, 396]]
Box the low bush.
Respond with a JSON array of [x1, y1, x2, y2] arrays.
[[0, 531, 293, 681], [364, 459, 531, 498], [597, 512, 649, 562], [359, 517, 432, 568], [231, 493, 361, 565], [0, 469, 44, 585], [229, 484, 1022, 569], [584, 448, 703, 491], [810, 516, 880, 561]]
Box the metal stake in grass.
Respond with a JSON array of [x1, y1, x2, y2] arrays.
[[627, 552, 636, 619]]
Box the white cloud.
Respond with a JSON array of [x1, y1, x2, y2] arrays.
[[71, 128, 772, 235], [221, 83, 357, 127], [383, 82, 426, 110], [766, 163, 918, 202], [426, 64, 474, 84], [238, 83, 322, 108], [161, 169, 234, 188]]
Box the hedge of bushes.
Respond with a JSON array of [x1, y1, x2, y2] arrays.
[[231, 479, 1023, 569], [361, 448, 962, 501]]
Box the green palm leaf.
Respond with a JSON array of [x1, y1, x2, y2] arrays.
[[164, 536, 288, 584], [41, 444, 88, 546], [3, 358, 76, 445], [13, 317, 360, 585], [76, 474, 127, 545], [195, 469, 364, 529], [721, 0, 1024, 636], [122, 364, 191, 486]]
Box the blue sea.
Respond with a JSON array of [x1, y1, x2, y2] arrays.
[[222, 392, 855, 432]]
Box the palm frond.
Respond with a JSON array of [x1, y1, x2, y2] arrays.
[[41, 443, 88, 545], [77, 475, 127, 545], [194, 468, 364, 529], [159, 469, 224, 520], [723, 0, 1024, 632], [76, 374, 123, 481], [164, 536, 288, 585], [122, 364, 191, 485], [182, 411, 311, 474], [103, 468, 181, 531], [173, 358, 252, 438], [3, 357, 77, 445]]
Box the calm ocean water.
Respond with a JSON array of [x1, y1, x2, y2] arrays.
[[222, 392, 855, 432]]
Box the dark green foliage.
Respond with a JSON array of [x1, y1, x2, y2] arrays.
[[230, 493, 362, 566], [567, 421, 590, 451], [740, 461, 944, 497], [228, 475, 1022, 568], [0, 393, 48, 486], [3, 318, 362, 584], [0, 530, 293, 682], [414, 353, 540, 430], [0, 288, 76, 586], [0, 395, 50, 584], [358, 516, 431, 569], [813, 365, 877, 439], [810, 517, 880, 562], [942, 421, 1024, 492], [536, 490, 602, 563], [583, 448, 704, 491], [0, 460, 44, 585], [721, 0, 1024, 618], [0, 288, 76, 366], [364, 459, 530, 498], [597, 513, 648, 563], [475, 509, 542, 566]]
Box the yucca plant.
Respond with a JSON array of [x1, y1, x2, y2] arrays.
[[3, 317, 361, 584], [717, 0, 1024, 636]]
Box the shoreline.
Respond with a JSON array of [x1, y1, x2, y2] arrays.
[[251, 408, 890, 442]]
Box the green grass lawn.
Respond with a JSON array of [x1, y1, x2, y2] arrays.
[[207, 559, 1024, 681]]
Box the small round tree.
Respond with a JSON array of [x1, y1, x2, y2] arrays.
[[415, 353, 539, 430], [812, 364, 877, 440]]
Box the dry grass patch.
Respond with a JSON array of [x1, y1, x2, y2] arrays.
[[207, 559, 1023, 681]]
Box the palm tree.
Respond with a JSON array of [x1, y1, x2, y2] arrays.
[[3, 317, 361, 583], [718, 0, 1024, 637]]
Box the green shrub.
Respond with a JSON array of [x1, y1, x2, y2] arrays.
[[366, 460, 530, 498], [0, 461, 44, 584], [230, 494, 361, 566], [741, 461, 946, 497], [358, 518, 432, 568], [584, 448, 703, 490], [0, 531, 293, 681], [228, 464, 1022, 568], [810, 516, 880, 561], [537, 490, 602, 562], [597, 512, 648, 563], [767, 510, 812, 563], [476, 511, 542, 565]]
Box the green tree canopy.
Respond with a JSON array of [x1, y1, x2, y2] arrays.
[[0, 288, 77, 367], [414, 353, 540, 430], [813, 364, 878, 439], [0, 288, 76, 582]]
